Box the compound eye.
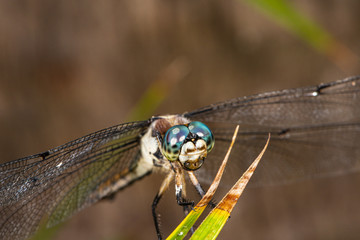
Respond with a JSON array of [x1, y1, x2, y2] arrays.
[[162, 125, 190, 161], [188, 121, 214, 152]]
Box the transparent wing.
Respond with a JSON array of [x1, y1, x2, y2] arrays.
[[185, 76, 360, 186], [0, 120, 150, 240]]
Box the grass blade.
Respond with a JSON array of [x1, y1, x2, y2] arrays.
[[242, 0, 358, 72], [190, 134, 270, 240]]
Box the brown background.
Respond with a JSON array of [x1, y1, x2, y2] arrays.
[[0, 1, 359, 239]]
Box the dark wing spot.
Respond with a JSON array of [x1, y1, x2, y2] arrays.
[[316, 82, 332, 95], [278, 128, 290, 136], [39, 151, 50, 159]]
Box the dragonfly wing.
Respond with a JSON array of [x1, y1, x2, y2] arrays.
[[0, 120, 150, 240], [185, 76, 360, 186]]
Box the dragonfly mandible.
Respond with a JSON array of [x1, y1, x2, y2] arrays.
[[1, 76, 360, 240]]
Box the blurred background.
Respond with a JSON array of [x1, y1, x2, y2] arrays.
[[0, 0, 359, 239]]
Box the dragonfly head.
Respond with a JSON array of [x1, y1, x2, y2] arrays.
[[162, 121, 215, 171]]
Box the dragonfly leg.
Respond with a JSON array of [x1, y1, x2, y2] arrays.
[[152, 171, 174, 240], [175, 166, 196, 235], [187, 171, 216, 208], [152, 194, 163, 240], [174, 164, 194, 208]]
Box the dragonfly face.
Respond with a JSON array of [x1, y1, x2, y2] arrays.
[[1, 76, 360, 240], [161, 120, 214, 170]]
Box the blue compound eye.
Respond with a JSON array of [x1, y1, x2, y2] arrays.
[[188, 121, 214, 152], [162, 125, 190, 161]]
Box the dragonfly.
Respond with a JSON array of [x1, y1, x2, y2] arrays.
[[1, 76, 360, 240]]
